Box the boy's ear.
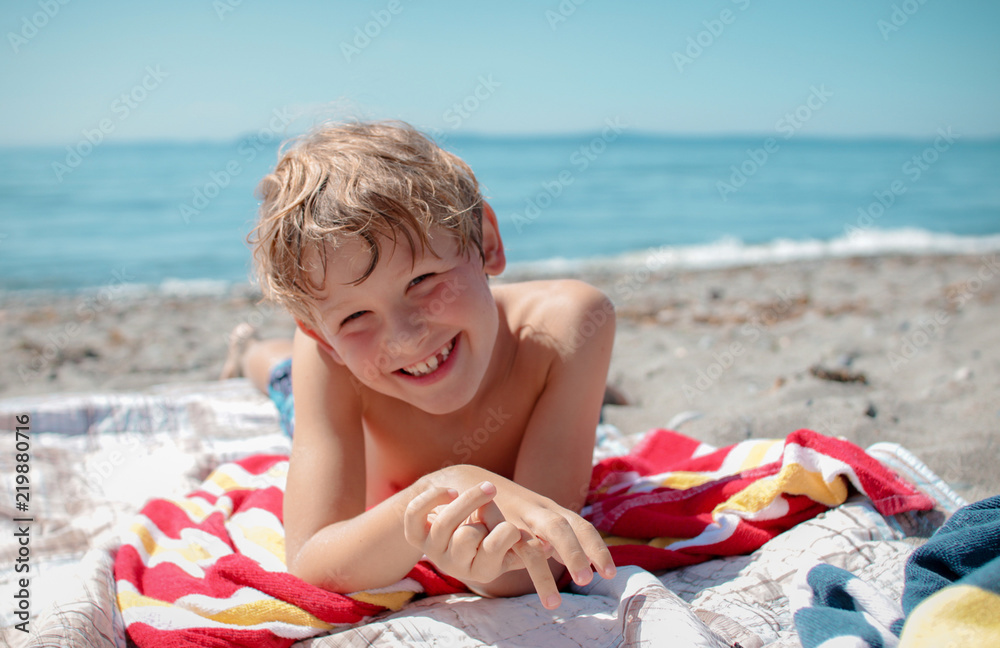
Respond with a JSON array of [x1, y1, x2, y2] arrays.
[[480, 202, 506, 276], [296, 320, 345, 365]]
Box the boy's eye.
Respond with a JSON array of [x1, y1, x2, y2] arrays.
[[409, 273, 435, 288], [341, 311, 368, 325]]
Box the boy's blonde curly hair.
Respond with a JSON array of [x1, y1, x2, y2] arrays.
[[250, 120, 484, 327]]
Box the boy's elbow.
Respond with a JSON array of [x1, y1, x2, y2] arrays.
[[594, 291, 616, 331], [285, 546, 353, 594], [287, 559, 363, 594], [286, 560, 312, 586], [286, 552, 325, 589], [580, 284, 616, 346], [285, 540, 314, 585], [575, 281, 616, 330]]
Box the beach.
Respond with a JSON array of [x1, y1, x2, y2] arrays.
[[2, 252, 998, 504]]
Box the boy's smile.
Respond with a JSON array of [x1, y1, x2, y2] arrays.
[[396, 335, 457, 378]]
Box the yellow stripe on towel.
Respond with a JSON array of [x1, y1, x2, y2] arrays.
[[205, 600, 334, 629], [717, 463, 848, 516], [241, 525, 287, 564], [117, 589, 174, 611], [119, 588, 335, 630], [739, 440, 782, 471], [658, 472, 714, 490], [174, 498, 211, 521], [130, 523, 214, 562], [776, 462, 849, 506], [208, 469, 249, 494], [349, 591, 417, 611]]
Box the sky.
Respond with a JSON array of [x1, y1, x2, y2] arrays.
[[1, 0, 999, 146]]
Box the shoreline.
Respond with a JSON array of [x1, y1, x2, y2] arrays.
[[2, 252, 998, 503], [4, 227, 1000, 297]]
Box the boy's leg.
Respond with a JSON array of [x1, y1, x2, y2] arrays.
[[220, 324, 293, 394], [244, 338, 294, 393]]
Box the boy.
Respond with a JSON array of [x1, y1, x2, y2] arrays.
[[230, 120, 617, 610]]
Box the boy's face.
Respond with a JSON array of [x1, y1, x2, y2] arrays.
[[304, 206, 506, 415]]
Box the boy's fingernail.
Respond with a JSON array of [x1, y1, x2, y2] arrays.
[[574, 570, 593, 585], [479, 481, 495, 495], [544, 594, 560, 609]]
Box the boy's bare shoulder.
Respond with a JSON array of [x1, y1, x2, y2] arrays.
[[492, 279, 614, 354]]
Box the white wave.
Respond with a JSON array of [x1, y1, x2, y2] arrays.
[[158, 278, 234, 296], [506, 228, 1000, 276]]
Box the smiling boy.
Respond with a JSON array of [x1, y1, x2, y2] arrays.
[[234, 120, 617, 609]]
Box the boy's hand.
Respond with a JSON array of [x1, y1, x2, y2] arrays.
[[404, 481, 548, 588], [484, 477, 617, 605], [404, 473, 616, 609]]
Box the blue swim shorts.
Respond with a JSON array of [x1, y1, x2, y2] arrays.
[[267, 357, 295, 437]]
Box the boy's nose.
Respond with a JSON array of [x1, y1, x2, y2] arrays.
[[381, 306, 428, 359]]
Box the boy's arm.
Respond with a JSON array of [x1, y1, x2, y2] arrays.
[[513, 281, 615, 513], [469, 281, 618, 602], [284, 282, 616, 601], [283, 328, 425, 591]]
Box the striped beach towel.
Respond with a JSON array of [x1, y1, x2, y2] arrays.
[[114, 428, 934, 646], [584, 428, 934, 570], [114, 454, 465, 647]]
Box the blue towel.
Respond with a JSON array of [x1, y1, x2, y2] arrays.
[[794, 495, 1000, 647]]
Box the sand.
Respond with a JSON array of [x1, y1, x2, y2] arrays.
[[2, 253, 998, 504]]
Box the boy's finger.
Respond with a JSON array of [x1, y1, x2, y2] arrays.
[[475, 520, 522, 575], [472, 497, 506, 530], [544, 517, 617, 585], [449, 522, 491, 566], [576, 521, 617, 580], [589, 542, 617, 581], [403, 487, 457, 546], [534, 517, 596, 586], [426, 482, 498, 552], [513, 532, 561, 610]]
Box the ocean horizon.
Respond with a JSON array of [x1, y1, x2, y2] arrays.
[[2, 132, 999, 295]]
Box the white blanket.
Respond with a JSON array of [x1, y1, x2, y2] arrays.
[[0, 380, 963, 647]]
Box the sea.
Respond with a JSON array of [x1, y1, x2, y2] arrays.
[[2, 132, 999, 295]]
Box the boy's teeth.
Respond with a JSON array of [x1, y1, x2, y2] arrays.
[[411, 359, 436, 376], [401, 338, 454, 377]]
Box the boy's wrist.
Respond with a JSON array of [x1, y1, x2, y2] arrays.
[[417, 463, 492, 492]]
